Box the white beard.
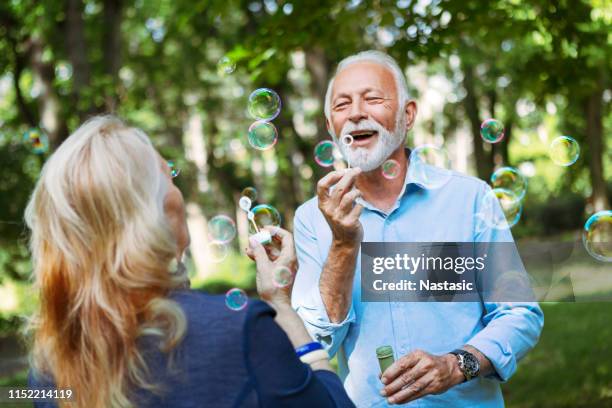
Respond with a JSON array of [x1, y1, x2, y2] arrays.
[[330, 113, 407, 172]]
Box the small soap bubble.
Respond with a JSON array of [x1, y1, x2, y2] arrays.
[[217, 56, 236, 76], [478, 188, 522, 230], [490, 167, 527, 200], [583, 210, 612, 262], [480, 119, 505, 143], [549, 136, 580, 166], [167, 160, 181, 178], [408, 145, 452, 189], [241, 187, 258, 201], [248, 204, 281, 234], [247, 88, 281, 121], [208, 215, 237, 244], [225, 288, 248, 311], [248, 121, 278, 150], [208, 242, 229, 263], [381, 159, 401, 179], [23, 128, 49, 154], [314, 140, 336, 167], [239, 196, 252, 211], [341, 134, 354, 146], [273, 266, 294, 288]]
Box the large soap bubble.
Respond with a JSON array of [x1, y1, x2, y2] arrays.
[[408, 145, 452, 189], [478, 188, 522, 230], [314, 140, 336, 167], [248, 204, 281, 234], [583, 210, 611, 262], [480, 119, 505, 143], [549, 136, 580, 166], [490, 167, 527, 201], [225, 288, 248, 311], [247, 88, 281, 121], [208, 215, 237, 244], [248, 121, 278, 150]]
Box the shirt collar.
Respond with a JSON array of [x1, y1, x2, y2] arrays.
[[356, 147, 424, 215]]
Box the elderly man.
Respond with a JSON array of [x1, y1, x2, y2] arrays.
[[291, 50, 544, 407]]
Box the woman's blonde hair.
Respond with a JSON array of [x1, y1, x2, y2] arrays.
[[25, 116, 188, 407]]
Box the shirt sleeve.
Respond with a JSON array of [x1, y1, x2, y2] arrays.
[[467, 182, 545, 382], [291, 203, 355, 357], [245, 300, 355, 407]]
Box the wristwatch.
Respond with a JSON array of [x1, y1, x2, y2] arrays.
[[449, 349, 480, 381]]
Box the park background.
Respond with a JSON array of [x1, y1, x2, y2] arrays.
[[0, 0, 611, 407]]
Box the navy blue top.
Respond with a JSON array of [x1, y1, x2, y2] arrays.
[[29, 289, 355, 407]]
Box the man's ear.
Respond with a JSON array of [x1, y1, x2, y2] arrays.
[[325, 118, 332, 134], [405, 100, 418, 131]]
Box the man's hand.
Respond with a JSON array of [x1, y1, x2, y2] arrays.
[[380, 349, 464, 405], [316, 168, 364, 245]]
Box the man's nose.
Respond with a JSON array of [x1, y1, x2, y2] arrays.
[[348, 99, 367, 123]]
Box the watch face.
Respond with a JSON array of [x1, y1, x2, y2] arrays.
[[463, 353, 480, 377]]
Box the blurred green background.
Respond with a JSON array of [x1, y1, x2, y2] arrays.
[[0, 0, 611, 406]]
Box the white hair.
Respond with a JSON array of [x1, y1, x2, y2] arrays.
[[324, 50, 410, 121]]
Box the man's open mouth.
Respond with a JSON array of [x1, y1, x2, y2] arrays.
[[349, 130, 378, 142]]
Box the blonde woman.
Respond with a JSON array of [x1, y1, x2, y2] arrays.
[[26, 116, 354, 407]]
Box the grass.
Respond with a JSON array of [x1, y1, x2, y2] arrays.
[[502, 303, 612, 408]]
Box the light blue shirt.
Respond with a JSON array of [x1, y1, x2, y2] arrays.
[[291, 160, 544, 407]]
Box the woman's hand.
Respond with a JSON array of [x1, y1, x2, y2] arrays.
[[248, 226, 298, 308]]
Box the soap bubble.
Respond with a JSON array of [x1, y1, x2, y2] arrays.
[[248, 121, 278, 150], [225, 288, 248, 311], [248, 204, 281, 234], [217, 56, 236, 76], [480, 119, 505, 143], [247, 88, 281, 121], [167, 160, 180, 178], [314, 140, 336, 167], [273, 266, 294, 288], [207, 242, 229, 263], [341, 134, 354, 146], [208, 215, 237, 243], [408, 145, 452, 189], [478, 188, 522, 230], [549, 136, 580, 166], [582, 210, 612, 262], [242, 187, 258, 201], [23, 128, 49, 154], [239, 196, 252, 211], [382, 159, 401, 179], [490, 167, 527, 200]]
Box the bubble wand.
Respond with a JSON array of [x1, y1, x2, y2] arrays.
[[341, 134, 354, 169], [239, 196, 272, 244]]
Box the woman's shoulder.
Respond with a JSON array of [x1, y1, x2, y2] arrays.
[[169, 289, 274, 335]]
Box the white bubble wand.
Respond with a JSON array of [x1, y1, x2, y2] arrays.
[[239, 195, 271, 244], [341, 134, 354, 169]]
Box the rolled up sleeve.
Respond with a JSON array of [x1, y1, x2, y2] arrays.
[[467, 302, 544, 382], [291, 202, 354, 357]]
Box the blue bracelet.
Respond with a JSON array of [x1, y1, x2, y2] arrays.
[[295, 342, 323, 357]]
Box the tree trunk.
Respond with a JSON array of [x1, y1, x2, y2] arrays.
[[461, 62, 492, 179], [305, 47, 332, 182], [584, 73, 610, 211], [102, 0, 123, 112], [66, 0, 93, 120], [30, 37, 67, 149]]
